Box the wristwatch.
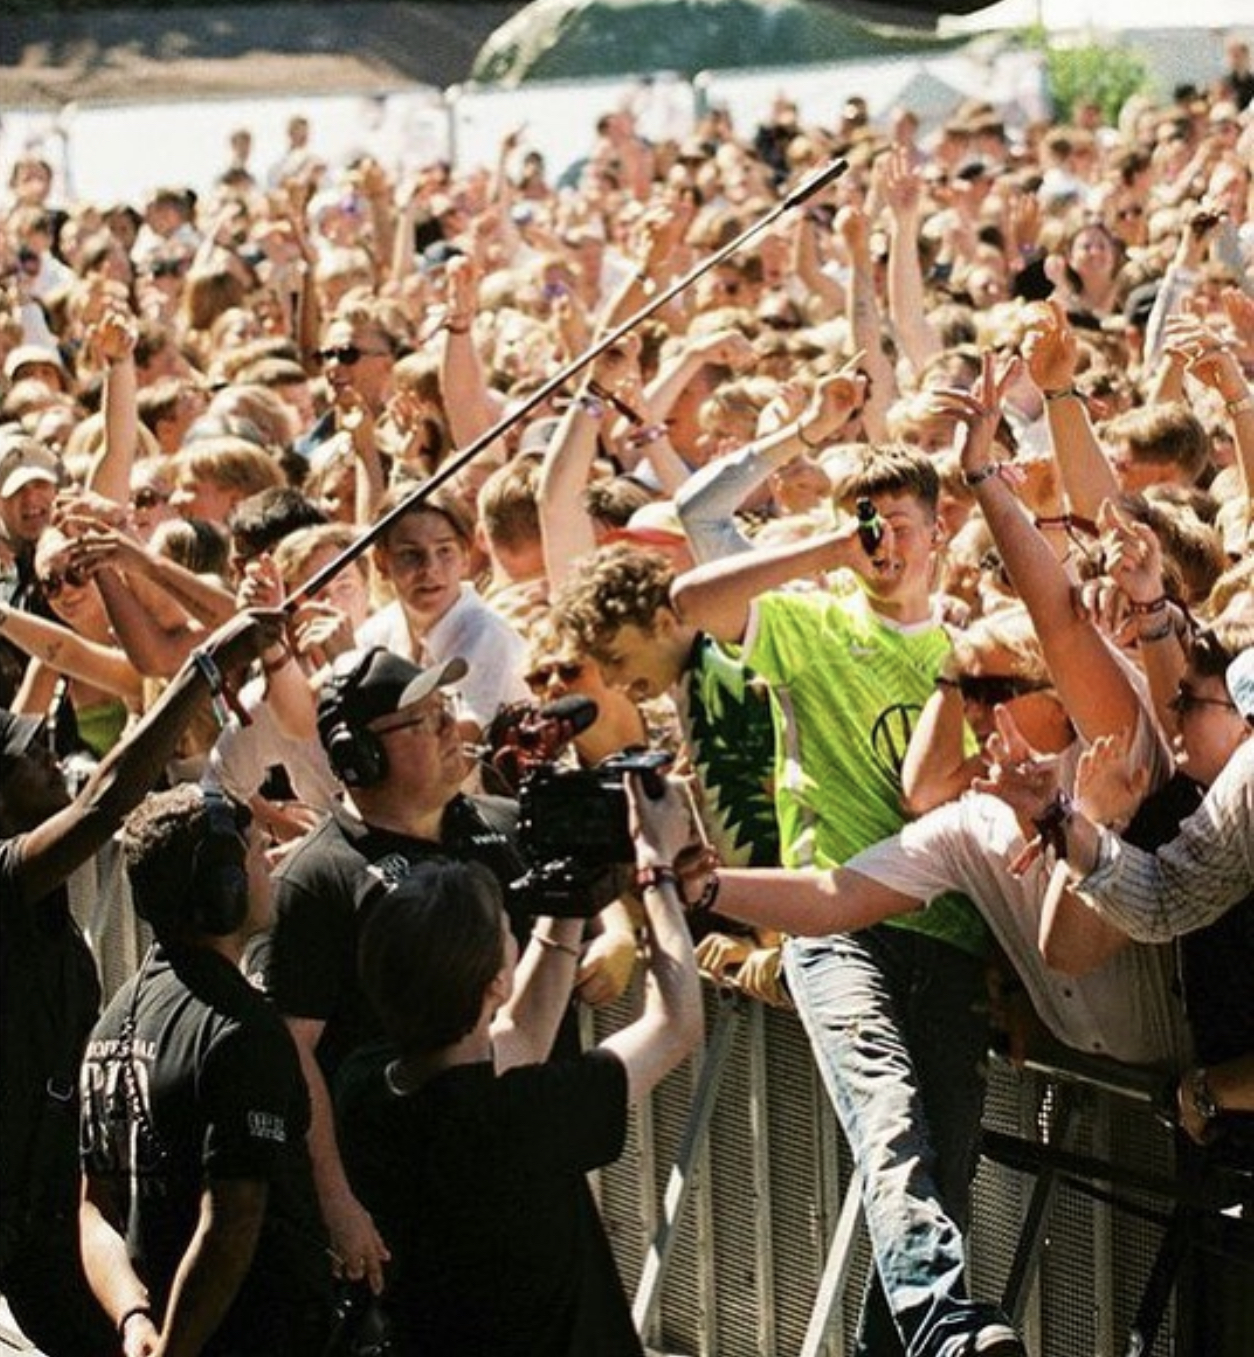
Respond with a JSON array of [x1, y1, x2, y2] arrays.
[[1190, 1067, 1222, 1125]]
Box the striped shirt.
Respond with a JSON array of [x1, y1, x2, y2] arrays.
[[1079, 737, 1254, 942]]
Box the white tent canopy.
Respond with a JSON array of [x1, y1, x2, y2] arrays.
[[942, 0, 1253, 33]]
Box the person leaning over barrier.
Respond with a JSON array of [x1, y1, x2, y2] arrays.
[[333, 773, 703, 1357], [0, 606, 281, 1356]]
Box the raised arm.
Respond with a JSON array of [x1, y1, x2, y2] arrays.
[[944, 350, 1142, 744], [0, 599, 142, 703], [598, 777, 702, 1103], [673, 514, 873, 644], [1021, 301, 1119, 522], [491, 914, 587, 1070], [84, 309, 140, 507], [439, 255, 508, 461], [836, 205, 894, 441], [13, 610, 279, 903], [879, 148, 941, 379], [676, 365, 864, 564], [71, 526, 236, 630]]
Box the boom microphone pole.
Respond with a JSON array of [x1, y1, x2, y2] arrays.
[[287, 156, 849, 609]]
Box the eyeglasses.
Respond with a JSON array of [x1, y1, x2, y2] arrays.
[[316, 344, 390, 367], [131, 487, 170, 510], [1168, 684, 1237, 717], [526, 661, 585, 689], [957, 673, 1050, 707], [40, 564, 87, 599], [371, 695, 456, 738]]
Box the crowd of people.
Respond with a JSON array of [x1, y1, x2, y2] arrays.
[[4, 33, 1254, 1356]]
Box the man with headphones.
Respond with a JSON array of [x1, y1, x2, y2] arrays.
[[78, 783, 332, 1357], [0, 608, 280, 1357], [259, 645, 532, 1296]]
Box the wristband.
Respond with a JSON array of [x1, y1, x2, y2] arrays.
[[1126, 595, 1168, 615], [261, 647, 294, 676], [191, 648, 251, 730], [1042, 386, 1079, 403], [117, 1305, 152, 1339], [625, 423, 668, 449], [1225, 396, 1254, 417], [531, 930, 580, 958], [1032, 790, 1074, 862], [686, 868, 721, 918], [1034, 513, 1071, 530], [572, 392, 606, 419], [797, 421, 826, 450], [962, 463, 1004, 488], [1190, 1067, 1222, 1124], [636, 863, 678, 892]]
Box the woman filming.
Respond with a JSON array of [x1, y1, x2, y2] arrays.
[[334, 773, 703, 1356]]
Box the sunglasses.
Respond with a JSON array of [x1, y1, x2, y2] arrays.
[[1168, 684, 1237, 717], [316, 344, 390, 367], [148, 258, 188, 280], [957, 673, 1049, 707], [131, 487, 170, 511], [40, 564, 88, 599], [526, 661, 585, 688]]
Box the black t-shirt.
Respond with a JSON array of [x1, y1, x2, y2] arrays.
[[259, 794, 529, 1079], [0, 836, 100, 1251], [335, 1044, 641, 1357], [80, 945, 328, 1353], [1126, 773, 1254, 1067]]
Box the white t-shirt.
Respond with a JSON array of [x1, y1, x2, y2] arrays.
[[847, 790, 1190, 1068], [356, 585, 528, 731]]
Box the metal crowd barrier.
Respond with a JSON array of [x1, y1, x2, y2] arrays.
[[589, 984, 1254, 1357], [75, 851, 1254, 1355]]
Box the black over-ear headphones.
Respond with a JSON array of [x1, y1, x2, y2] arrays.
[[319, 648, 388, 789], [188, 789, 251, 936]]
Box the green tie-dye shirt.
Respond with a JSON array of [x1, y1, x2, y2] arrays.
[[746, 587, 987, 958]]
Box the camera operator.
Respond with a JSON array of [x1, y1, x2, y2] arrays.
[[334, 773, 703, 1356], [0, 608, 280, 1357], [259, 645, 629, 1294], [78, 785, 331, 1357]]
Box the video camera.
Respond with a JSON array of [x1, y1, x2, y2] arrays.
[[485, 695, 673, 917]]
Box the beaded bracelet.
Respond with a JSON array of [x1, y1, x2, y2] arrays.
[[1226, 395, 1254, 417]]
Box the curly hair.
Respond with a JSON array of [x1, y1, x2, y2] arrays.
[[550, 543, 676, 660]]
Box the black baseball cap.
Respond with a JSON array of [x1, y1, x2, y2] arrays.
[[317, 647, 467, 738]]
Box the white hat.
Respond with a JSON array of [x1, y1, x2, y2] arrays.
[[0, 434, 60, 498]]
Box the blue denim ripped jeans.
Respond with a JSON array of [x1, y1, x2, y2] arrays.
[[784, 924, 1011, 1357]]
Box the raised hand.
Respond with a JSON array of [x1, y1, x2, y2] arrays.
[[973, 704, 1064, 873], [1020, 299, 1079, 396], [1073, 730, 1149, 830], [1097, 499, 1165, 608]]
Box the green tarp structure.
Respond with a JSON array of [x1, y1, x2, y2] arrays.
[[471, 0, 968, 86]]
